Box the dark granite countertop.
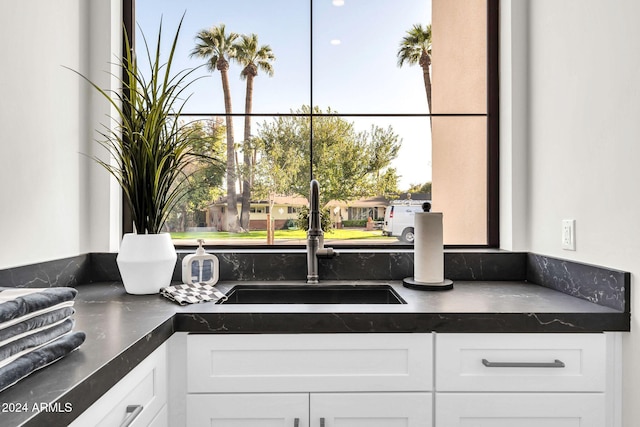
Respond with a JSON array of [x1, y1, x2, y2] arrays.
[[0, 279, 628, 426]]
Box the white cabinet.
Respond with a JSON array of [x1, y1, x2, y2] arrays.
[[185, 333, 433, 427], [310, 392, 432, 427], [187, 392, 432, 427], [187, 393, 309, 427], [436, 393, 604, 427], [435, 333, 606, 392], [70, 343, 168, 427], [173, 331, 620, 427], [435, 333, 619, 427], [187, 333, 432, 392]]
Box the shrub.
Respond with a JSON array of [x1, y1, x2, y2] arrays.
[[341, 219, 368, 227]]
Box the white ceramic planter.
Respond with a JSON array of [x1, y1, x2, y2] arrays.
[[116, 233, 177, 295]]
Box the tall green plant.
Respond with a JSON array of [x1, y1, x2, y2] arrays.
[[70, 17, 208, 234]]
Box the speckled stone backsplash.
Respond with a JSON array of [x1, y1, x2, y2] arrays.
[[0, 255, 91, 289], [0, 250, 629, 312], [56, 250, 530, 283], [526, 253, 629, 312]]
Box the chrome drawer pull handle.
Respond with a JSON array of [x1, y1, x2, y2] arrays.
[[294, 418, 300, 427], [120, 405, 143, 427], [482, 358, 565, 368]]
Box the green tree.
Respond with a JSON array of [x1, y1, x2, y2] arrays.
[[191, 24, 241, 232], [253, 112, 306, 210], [405, 181, 432, 195], [419, 181, 432, 194], [166, 119, 226, 232], [365, 125, 401, 184], [234, 33, 275, 229], [376, 169, 401, 198], [254, 106, 401, 205], [397, 24, 432, 115]]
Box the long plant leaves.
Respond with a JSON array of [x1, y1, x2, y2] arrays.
[[67, 15, 216, 233]]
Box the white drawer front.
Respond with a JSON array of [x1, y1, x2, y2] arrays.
[[436, 333, 606, 392], [187, 333, 433, 392], [70, 344, 168, 427], [436, 393, 605, 427]]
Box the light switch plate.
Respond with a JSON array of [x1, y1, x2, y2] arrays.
[[562, 219, 576, 250]]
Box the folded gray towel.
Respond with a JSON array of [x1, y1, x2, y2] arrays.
[[0, 307, 75, 345], [0, 331, 86, 392], [0, 318, 75, 364], [0, 287, 77, 324]]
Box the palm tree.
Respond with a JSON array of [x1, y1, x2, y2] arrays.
[[234, 33, 275, 229], [397, 24, 432, 115], [191, 24, 240, 232]]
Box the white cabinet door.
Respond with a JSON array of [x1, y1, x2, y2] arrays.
[[188, 333, 432, 393], [70, 344, 167, 427], [187, 393, 309, 427], [436, 393, 605, 427], [310, 393, 432, 427]]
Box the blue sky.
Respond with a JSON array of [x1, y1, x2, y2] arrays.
[[136, 0, 433, 189]]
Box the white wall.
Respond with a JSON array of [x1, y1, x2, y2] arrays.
[[0, 0, 121, 269], [502, 0, 640, 423]]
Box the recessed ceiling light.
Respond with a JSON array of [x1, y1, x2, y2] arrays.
[[332, 0, 345, 6], [330, 39, 341, 45]]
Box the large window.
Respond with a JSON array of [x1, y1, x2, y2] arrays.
[[128, 0, 498, 247]]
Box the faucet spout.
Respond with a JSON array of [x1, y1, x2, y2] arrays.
[[307, 180, 322, 283], [308, 180, 321, 236], [306, 179, 336, 283]]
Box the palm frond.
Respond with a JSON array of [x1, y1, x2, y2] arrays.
[[234, 33, 275, 80], [397, 23, 432, 67]]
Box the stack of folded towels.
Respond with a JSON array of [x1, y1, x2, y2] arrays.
[[0, 287, 86, 392]]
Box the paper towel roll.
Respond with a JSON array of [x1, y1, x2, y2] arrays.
[[414, 212, 444, 283]]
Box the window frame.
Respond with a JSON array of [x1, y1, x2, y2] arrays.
[[122, 0, 499, 248]]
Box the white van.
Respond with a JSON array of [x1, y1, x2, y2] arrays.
[[382, 200, 429, 243]]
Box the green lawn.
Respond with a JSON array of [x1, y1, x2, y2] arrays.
[[171, 228, 391, 241]]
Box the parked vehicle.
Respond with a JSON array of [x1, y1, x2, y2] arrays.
[[382, 200, 429, 243]]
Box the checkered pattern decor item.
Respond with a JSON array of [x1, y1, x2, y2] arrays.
[[160, 283, 227, 305]]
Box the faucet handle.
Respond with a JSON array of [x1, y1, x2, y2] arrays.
[[316, 247, 338, 258]]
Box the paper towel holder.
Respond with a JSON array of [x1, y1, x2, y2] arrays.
[[402, 277, 453, 291], [402, 202, 453, 291]]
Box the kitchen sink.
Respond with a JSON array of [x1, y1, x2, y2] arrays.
[[219, 284, 406, 304]]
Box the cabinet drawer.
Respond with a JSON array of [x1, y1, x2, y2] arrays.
[[70, 344, 168, 427], [436, 333, 606, 392], [187, 393, 309, 427], [436, 393, 605, 427], [187, 333, 432, 392]]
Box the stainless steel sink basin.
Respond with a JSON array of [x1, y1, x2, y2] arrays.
[[219, 284, 406, 304]]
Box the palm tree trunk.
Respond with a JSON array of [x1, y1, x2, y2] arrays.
[[421, 53, 432, 128], [240, 74, 255, 229], [422, 61, 433, 113], [235, 150, 242, 198], [423, 65, 432, 114], [220, 67, 239, 232]]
